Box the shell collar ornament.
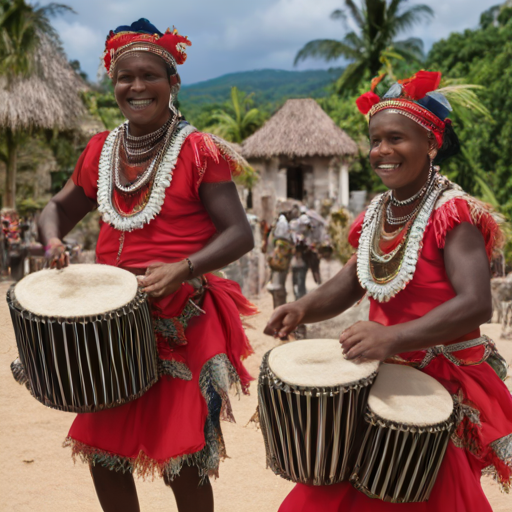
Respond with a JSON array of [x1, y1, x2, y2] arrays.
[[356, 174, 449, 302], [97, 123, 197, 232]]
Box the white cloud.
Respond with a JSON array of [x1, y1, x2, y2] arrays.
[[37, 0, 501, 84]]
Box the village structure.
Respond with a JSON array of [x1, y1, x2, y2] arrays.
[[241, 98, 358, 224]]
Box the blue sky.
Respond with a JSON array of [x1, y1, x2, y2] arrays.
[[38, 0, 500, 84]]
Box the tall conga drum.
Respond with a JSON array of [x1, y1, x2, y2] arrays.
[[8, 264, 158, 413], [258, 339, 379, 485], [351, 364, 455, 503]]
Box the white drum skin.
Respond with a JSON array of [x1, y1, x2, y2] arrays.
[[368, 363, 453, 426], [14, 264, 138, 318], [268, 339, 380, 387]]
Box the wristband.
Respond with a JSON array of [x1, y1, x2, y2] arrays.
[[185, 257, 194, 276]]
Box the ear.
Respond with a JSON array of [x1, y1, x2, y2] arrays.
[[169, 73, 181, 88], [428, 132, 438, 161]]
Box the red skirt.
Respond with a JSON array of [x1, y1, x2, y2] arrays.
[[64, 274, 256, 480], [279, 345, 512, 512]]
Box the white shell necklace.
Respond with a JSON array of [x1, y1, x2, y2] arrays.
[[356, 173, 448, 302], [97, 121, 197, 232]]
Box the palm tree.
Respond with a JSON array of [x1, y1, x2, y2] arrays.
[[294, 0, 434, 91], [210, 86, 265, 143], [0, 1, 73, 78], [0, 0, 78, 210]]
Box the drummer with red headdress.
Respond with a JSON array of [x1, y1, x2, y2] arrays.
[[265, 70, 512, 511], [38, 18, 256, 512]]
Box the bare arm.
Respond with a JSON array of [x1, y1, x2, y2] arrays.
[[37, 179, 96, 265], [140, 181, 254, 296], [263, 255, 365, 338], [38, 179, 96, 244], [191, 181, 254, 275], [341, 222, 492, 360]]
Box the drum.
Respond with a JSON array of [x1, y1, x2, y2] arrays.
[[258, 339, 379, 485], [8, 264, 158, 413], [350, 364, 455, 503]]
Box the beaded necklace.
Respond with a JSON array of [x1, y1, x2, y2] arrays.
[[357, 171, 449, 302]]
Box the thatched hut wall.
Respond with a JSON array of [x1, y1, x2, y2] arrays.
[[241, 98, 357, 221]]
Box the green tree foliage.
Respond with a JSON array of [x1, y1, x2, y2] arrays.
[[427, 4, 512, 216], [209, 86, 267, 143], [0, 0, 73, 78], [294, 0, 433, 92]]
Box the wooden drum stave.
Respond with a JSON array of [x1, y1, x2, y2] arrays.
[[8, 264, 158, 413], [258, 339, 380, 486]]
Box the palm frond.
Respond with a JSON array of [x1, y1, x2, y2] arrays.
[[393, 5, 434, 35], [344, 0, 365, 29], [342, 31, 364, 51], [335, 60, 369, 93], [330, 9, 347, 22], [38, 3, 76, 17], [294, 39, 360, 65], [474, 175, 500, 209], [437, 83, 493, 122]]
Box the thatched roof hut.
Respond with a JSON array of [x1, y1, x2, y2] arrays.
[[0, 37, 87, 132], [242, 98, 357, 159], [241, 99, 358, 222], [0, 36, 90, 209]]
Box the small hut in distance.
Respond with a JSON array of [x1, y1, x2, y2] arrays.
[[242, 98, 358, 223]]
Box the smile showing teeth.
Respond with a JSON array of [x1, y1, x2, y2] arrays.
[[377, 164, 400, 170], [128, 99, 153, 109]]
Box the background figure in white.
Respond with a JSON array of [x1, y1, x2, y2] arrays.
[[290, 207, 328, 301], [266, 214, 294, 308]]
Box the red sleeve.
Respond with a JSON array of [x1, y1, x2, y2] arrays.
[[186, 132, 232, 189], [348, 211, 366, 249], [432, 196, 503, 260], [71, 131, 110, 201]]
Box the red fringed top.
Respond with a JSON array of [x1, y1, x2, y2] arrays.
[[349, 189, 503, 342]]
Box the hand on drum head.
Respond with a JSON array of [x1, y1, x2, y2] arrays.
[[45, 238, 69, 269], [340, 320, 397, 361], [137, 260, 190, 298], [264, 303, 305, 340]]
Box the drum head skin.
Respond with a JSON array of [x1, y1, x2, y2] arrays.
[[268, 339, 379, 388], [14, 264, 138, 318], [368, 364, 453, 426]]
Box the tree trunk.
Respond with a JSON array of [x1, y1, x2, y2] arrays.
[[4, 129, 18, 210]]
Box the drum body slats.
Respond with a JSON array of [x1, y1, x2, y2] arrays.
[[351, 414, 453, 503], [7, 286, 158, 413], [73, 323, 89, 407], [258, 349, 377, 486], [61, 324, 76, 408]]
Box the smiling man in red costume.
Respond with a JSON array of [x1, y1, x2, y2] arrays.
[[265, 71, 512, 511], [38, 18, 256, 512]]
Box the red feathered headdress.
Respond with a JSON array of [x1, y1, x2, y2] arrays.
[[104, 19, 191, 78], [356, 70, 449, 148]]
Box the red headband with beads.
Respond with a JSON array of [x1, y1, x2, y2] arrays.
[[104, 23, 191, 78], [356, 71, 448, 148]]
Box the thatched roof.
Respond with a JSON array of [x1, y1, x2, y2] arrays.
[[0, 36, 87, 131], [242, 98, 358, 159]]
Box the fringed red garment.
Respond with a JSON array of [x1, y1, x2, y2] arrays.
[[432, 193, 504, 260], [68, 127, 257, 481], [280, 184, 512, 511]]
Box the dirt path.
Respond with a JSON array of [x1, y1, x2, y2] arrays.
[[0, 278, 510, 511]]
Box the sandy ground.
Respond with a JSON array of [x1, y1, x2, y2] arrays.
[[1, 268, 511, 512]]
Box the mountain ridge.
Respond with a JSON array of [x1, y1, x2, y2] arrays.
[[179, 68, 343, 108]]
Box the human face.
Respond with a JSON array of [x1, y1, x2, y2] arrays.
[[369, 112, 435, 201], [114, 52, 175, 136]]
